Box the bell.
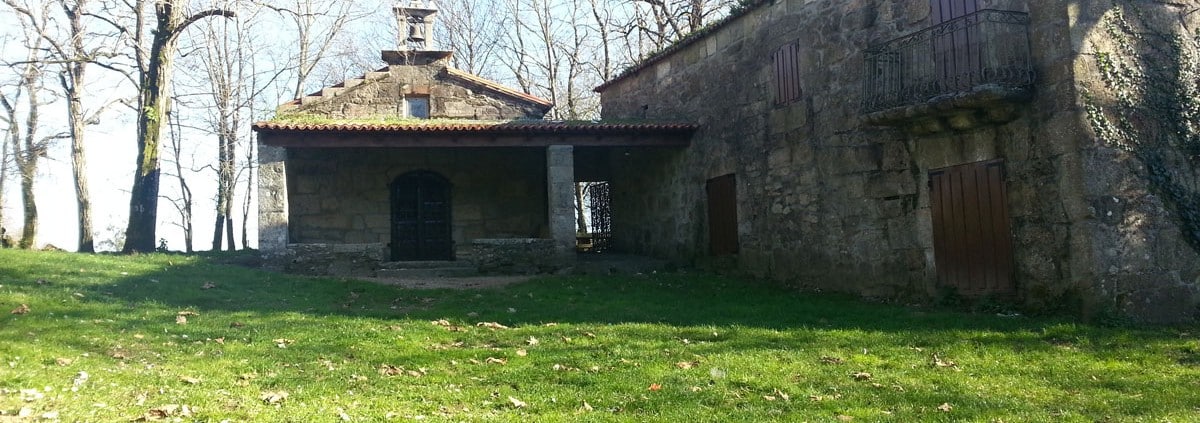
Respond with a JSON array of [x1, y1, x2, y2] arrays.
[[409, 21, 426, 42]]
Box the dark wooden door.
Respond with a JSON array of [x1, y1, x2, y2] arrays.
[[929, 159, 1015, 296], [706, 174, 739, 256], [391, 171, 453, 261], [931, 0, 981, 89]]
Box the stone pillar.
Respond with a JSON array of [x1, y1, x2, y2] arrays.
[[547, 145, 577, 263], [259, 144, 290, 258]]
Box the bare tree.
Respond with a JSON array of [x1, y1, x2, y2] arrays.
[[436, 0, 506, 76], [120, 0, 234, 253], [0, 8, 60, 249], [4, 0, 122, 253], [264, 0, 359, 99], [163, 104, 193, 252]]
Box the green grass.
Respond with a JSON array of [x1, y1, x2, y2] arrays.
[[1, 250, 1198, 422]]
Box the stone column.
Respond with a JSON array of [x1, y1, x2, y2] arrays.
[[258, 144, 290, 259], [546, 145, 577, 263]]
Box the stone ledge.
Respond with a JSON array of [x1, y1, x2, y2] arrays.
[[472, 238, 571, 275], [863, 84, 1034, 135]]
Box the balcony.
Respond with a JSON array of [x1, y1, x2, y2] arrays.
[[861, 10, 1035, 133]]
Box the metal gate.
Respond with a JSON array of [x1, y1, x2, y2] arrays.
[[929, 159, 1015, 296], [390, 171, 453, 261], [706, 174, 739, 256], [587, 182, 612, 252]]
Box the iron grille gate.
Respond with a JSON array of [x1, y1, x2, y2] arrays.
[[587, 182, 612, 252], [929, 160, 1015, 296]]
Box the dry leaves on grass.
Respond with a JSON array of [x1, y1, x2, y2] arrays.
[[477, 322, 510, 330], [201, 282, 216, 290], [820, 356, 845, 365], [932, 354, 961, 370], [431, 319, 465, 332], [260, 391, 289, 405], [135, 404, 194, 421], [852, 372, 873, 381], [179, 376, 200, 385], [485, 357, 507, 365], [526, 336, 540, 346], [274, 339, 294, 348], [937, 403, 953, 412], [10, 304, 29, 315], [508, 396, 527, 408], [648, 383, 663, 392], [379, 365, 425, 378], [675, 361, 700, 370]]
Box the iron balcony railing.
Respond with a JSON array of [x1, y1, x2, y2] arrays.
[[862, 9, 1034, 114]]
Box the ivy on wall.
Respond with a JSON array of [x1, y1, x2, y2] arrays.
[[1083, 0, 1200, 253]]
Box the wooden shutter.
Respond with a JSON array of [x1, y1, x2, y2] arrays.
[[773, 42, 802, 105], [929, 160, 1015, 296], [706, 174, 739, 256]]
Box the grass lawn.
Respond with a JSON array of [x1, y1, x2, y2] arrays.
[[1, 250, 1198, 422]]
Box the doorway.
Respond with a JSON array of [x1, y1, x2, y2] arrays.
[[706, 174, 739, 256], [929, 159, 1015, 296], [390, 170, 453, 261]]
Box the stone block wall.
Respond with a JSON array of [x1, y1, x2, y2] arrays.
[[286, 147, 549, 256], [600, 0, 1199, 321], [293, 61, 546, 121]]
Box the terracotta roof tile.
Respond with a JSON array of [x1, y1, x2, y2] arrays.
[[252, 121, 696, 134]]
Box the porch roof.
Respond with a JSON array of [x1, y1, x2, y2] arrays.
[[252, 120, 697, 148]]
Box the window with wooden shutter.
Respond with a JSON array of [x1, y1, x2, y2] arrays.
[[772, 42, 802, 106]]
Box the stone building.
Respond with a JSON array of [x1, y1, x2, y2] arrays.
[[253, 1, 693, 276], [594, 0, 1200, 322]]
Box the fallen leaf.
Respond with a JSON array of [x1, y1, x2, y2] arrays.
[[675, 361, 699, 370], [932, 354, 960, 370], [139, 404, 193, 421], [274, 339, 294, 348], [230, 322, 244, 328], [580, 401, 593, 411], [690, 386, 703, 392], [820, 356, 845, 364], [543, 322, 558, 327], [837, 415, 854, 421], [337, 408, 351, 421], [485, 357, 507, 365], [648, 383, 662, 391], [516, 349, 528, 357], [852, 372, 873, 381], [201, 282, 216, 290], [214, 337, 225, 345], [11, 304, 30, 315], [41, 410, 59, 420], [180, 376, 200, 385], [175, 316, 187, 325], [526, 336, 540, 346], [477, 322, 510, 330], [260, 391, 289, 405], [937, 403, 953, 412], [508, 396, 527, 408], [177, 311, 199, 317], [764, 395, 777, 401], [55, 358, 73, 367]]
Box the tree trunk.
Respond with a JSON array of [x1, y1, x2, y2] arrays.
[[124, 2, 233, 253], [574, 182, 588, 234], [18, 165, 36, 249], [67, 70, 94, 252]]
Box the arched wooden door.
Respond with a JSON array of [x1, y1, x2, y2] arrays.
[[390, 171, 453, 261]]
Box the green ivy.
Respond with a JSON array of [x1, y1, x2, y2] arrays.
[[1083, 0, 1200, 253]]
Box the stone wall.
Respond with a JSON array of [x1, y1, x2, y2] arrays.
[[287, 147, 549, 257], [600, 0, 1200, 321], [292, 59, 546, 121], [1065, 0, 1200, 322]]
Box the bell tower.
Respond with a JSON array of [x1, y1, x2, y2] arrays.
[[396, 0, 438, 52]]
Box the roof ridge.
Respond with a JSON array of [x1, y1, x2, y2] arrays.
[[444, 68, 554, 108]]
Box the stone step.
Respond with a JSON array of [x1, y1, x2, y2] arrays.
[[321, 87, 344, 98], [379, 260, 475, 270], [375, 266, 479, 279]]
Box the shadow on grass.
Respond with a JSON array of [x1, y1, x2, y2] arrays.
[[3, 251, 1193, 352]]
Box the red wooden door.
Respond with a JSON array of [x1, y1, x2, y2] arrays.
[[931, 0, 981, 89], [706, 174, 739, 256], [929, 160, 1015, 296]]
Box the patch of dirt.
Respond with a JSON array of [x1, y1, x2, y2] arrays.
[[361, 275, 533, 290]]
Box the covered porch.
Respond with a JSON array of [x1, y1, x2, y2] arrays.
[[253, 121, 695, 276]]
